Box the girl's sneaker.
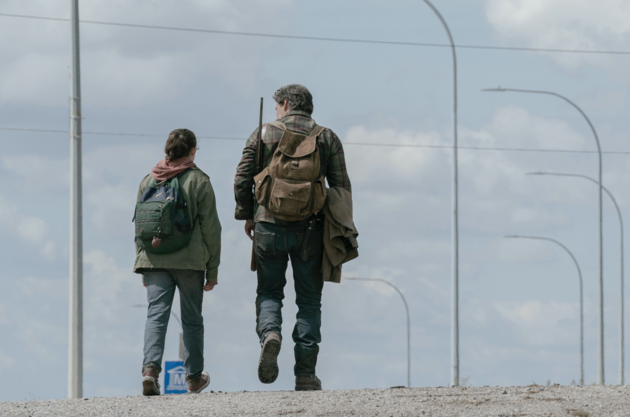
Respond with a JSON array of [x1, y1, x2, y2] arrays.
[[142, 371, 161, 396], [188, 371, 210, 394]]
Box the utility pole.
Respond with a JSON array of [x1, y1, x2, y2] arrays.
[[68, 0, 83, 399]]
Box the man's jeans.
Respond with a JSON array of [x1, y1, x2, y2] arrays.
[[254, 221, 324, 377], [143, 269, 205, 380]]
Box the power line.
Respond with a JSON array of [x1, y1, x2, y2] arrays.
[[3, 126, 630, 155], [0, 127, 243, 141], [1, 12, 630, 57], [342, 142, 630, 155]]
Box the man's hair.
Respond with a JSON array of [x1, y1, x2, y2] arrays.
[[272, 84, 314, 114], [164, 128, 197, 161]]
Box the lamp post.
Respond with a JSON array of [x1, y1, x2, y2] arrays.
[[421, 0, 460, 387], [484, 87, 604, 385], [68, 0, 83, 399], [504, 235, 584, 385], [528, 171, 624, 384], [346, 277, 411, 388]]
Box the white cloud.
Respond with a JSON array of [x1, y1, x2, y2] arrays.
[[16, 217, 48, 244], [0, 194, 58, 260], [2, 155, 68, 191], [0, 53, 69, 105], [345, 126, 443, 185], [494, 300, 578, 346], [345, 106, 589, 238], [84, 250, 138, 322], [0, 0, 295, 106], [484, 106, 587, 151], [485, 0, 630, 68]]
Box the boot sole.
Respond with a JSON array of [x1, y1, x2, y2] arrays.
[[258, 338, 281, 384], [142, 376, 160, 396]]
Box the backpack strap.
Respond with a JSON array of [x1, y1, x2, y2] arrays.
[[308, 125, 326, 139], [269, 120, 326, 138], [173, 167, 193, 180]]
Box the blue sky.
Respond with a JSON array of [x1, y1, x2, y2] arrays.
[[1, 0, 630, 401]]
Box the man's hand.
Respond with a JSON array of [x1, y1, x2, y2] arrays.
[[203, 281, 217, 292], [245, 219, 255, 241]]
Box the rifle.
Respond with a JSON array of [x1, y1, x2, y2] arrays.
[[251, 97, 264, 271], [255, 97, 264, 175]]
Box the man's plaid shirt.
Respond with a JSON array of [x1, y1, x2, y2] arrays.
[[234, 110, 352, 224]]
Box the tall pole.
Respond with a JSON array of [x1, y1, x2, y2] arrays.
[[505, 235, 584, 385], [69, 0, 83, 399], [346, 278, 411, 388], [483, 87, 604, 385], [421, 0, 459, 387], [528, 171, 624, 384]]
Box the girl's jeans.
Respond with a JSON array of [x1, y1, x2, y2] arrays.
[[142, 269, 205, 381]]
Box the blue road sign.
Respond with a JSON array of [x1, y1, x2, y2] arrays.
[[164, 361, 187, 394]]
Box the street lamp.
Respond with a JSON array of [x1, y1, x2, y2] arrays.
[[528, 171, 625, 384], [421, 0, 460, 387], [484, 87, 605, 385], [346, 277, 411, 388], [504, 235, 584, 385]]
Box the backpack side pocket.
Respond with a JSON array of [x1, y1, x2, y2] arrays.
[[254, 167, 272, 207]]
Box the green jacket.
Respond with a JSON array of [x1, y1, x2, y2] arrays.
[[133, 167, 222, 282]]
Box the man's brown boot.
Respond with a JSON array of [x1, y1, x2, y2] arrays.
[[258, 332, 281, 383], [295, 375, 322, 391]]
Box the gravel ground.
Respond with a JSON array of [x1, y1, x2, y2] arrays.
[[1, 385, 628, 416]]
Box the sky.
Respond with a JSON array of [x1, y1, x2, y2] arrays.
[[1, 0, 630, 401]]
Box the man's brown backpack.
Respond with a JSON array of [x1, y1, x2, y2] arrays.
[[254, 121, 327, 222]]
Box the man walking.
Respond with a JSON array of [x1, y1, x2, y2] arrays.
[[234, 84, 352, 390]]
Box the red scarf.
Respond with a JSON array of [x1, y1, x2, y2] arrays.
[[151, 157, 196, 182]]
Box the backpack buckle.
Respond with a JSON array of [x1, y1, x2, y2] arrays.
[[152, 228, 162, 249]]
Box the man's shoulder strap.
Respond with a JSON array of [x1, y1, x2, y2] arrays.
[[309, 125, 326, 138], [269, 120, 326, 138]]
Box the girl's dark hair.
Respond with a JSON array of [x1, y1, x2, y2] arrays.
[[165, 129, 197, 160]]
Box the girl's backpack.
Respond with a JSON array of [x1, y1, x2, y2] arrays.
[[133, 169, 195, 254]]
